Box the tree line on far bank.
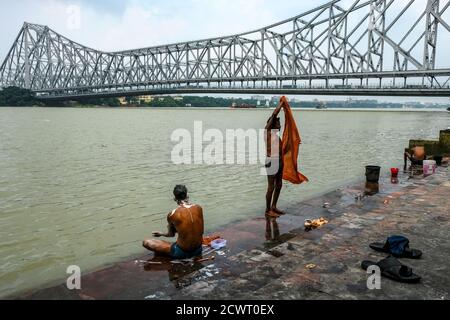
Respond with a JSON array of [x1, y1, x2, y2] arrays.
[[131, 96, 262, 108], [65, 96, 263, 108], [74, 96, 448, 110], [2, 86, 449, 110], [0, 87, 264, 108], [0, 87, 43, 106]]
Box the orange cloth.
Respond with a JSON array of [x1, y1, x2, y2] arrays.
[[280, 96, 309, 185], [202, 235, 221, 246]]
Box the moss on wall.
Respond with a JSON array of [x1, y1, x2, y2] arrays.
[[409, 130, 450, 156]]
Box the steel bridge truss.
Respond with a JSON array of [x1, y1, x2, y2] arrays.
[[1, 0, 450, 99]]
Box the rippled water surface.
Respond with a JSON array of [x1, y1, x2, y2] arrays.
[[0, 106, 449, 297]]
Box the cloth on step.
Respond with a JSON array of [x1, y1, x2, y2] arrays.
[[202, 235, 221, 247], [304, 217, 329, 230], [385, 235, 410, 256]]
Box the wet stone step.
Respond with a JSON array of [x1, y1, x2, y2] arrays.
[[16, 167, 450, 300]]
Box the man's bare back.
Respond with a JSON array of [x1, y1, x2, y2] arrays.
[[168, 202, 204, 252], [143, 185, 204, 259]]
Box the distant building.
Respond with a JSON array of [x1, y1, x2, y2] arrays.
[[138, 95, 154, 103], [271, 96, 288, 105], [173, 96, 184, 101], [271, 96, 281, 101], [185, 103, 192, 107], [251, 95, 265, 101], [118, 97, 128, 105]]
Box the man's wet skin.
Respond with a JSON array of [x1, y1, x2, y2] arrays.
[[265, 103, 285, 218], [404, 146, 426, 170], [143, 187, 204, 257], [168, 203, 204, 251]]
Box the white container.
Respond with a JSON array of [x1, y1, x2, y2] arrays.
[[423, 160, 437, 176], [211, 239, 227, 250]]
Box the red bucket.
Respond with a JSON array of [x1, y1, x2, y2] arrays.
[[391, 168, 399, 178]]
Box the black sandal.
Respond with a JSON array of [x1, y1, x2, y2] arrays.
[[361, 256, 421, 283]]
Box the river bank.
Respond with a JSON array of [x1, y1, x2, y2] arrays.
[[14, 166, 450, 300]]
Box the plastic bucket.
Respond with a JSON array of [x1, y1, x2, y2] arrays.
[[365, 182, 380, 196], [390, 168, 399, 178], [366, 166, 381, 183], [423, 160, 436, 176], [426, 160, 437, 169]]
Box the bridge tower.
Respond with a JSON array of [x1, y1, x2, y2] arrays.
[[424, 0, 440, 71], [424, 0, 440, 87], [367, 0, 386, 86]]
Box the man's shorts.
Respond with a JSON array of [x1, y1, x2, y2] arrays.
[[265, 157, 284, 177], [170, 243, 203, 260]]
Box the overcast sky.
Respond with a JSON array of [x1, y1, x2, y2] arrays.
[[0, 0, 317, 56], [0, 0, 449, 104]]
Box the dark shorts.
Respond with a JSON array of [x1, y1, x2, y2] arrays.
[[170, 243, 203, 260], [265, 158, 283, 177]]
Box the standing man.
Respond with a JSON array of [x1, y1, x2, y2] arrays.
[[143, 185, 204, 259], [264, 97, 309, 218], [265, 103, 284, 218]]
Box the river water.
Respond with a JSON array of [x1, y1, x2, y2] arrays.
[[0, 106, 448, 297]]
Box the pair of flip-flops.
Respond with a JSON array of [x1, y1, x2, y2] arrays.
[[361, 236, 422, 283]]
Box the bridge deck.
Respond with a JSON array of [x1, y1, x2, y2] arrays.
[[38, 88, 450, 101]]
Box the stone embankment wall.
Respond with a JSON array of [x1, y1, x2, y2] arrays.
[[409, 130, 450, 156]]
